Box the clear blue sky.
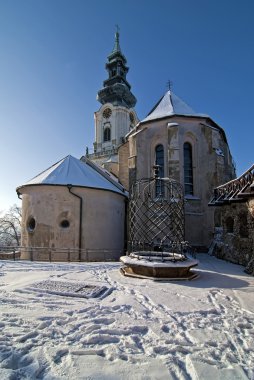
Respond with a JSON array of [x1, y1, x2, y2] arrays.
[[0, 0, 253, 211]]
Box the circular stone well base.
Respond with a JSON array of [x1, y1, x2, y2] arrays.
[[120, 254, 198, 281]]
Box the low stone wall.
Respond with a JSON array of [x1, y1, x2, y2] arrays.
[[212, 201, 254, 274]]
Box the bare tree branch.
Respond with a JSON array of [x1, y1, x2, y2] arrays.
[[0, 204, 21, 246]]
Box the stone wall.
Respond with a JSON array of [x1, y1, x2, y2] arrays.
[[118, 142, 129, 190], [212, 200, 254, 273]]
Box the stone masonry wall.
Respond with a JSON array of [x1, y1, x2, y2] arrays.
[[212, 200, 254, 274], [118, 142, 130, 190]]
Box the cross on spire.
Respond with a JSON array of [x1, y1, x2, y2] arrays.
[[167, 80, 173, 91]]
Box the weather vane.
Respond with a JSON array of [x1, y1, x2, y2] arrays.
[[167, 80, 173, 91]]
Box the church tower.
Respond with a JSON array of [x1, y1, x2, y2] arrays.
[[92, 29, 139, 160]]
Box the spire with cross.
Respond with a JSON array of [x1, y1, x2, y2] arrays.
[[112, 24, 121, 53], [97, 27, 137, 108]]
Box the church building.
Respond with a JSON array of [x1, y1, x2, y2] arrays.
[[17, 30, 237, 260], [88, 31, 236, 250]]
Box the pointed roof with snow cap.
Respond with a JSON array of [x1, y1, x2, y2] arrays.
[[17, 155, 127, 196], [141, 90, 208, 123]]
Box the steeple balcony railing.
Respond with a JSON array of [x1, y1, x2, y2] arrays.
[[86, 146, 119, 160]]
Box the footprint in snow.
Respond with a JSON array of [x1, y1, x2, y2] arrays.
[[82, 334, 120, 345], [93, 317, 115, 325], [53, 348, 69, 364], [16, 331, 38, 343], [1, 351, 34, 370]]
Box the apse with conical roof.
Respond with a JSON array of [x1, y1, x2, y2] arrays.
[[17, 155, 127, 261], [17, 155, 126, 196], [122, 85, 236, 250]]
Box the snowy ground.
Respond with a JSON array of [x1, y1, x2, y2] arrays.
[[0, 254, 254, 380]]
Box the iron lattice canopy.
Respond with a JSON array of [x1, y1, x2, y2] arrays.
[[128, 177, 185, 254]]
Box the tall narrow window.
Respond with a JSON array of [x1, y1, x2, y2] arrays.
[[104, 127, 111, 142], [155, 144, 164, 177], [155, 144, 164, 196], [184, 142, 194, 195]]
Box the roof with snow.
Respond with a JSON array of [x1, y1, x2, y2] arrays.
[[17, 155, 127, 196], [141, 90, 207, 123]]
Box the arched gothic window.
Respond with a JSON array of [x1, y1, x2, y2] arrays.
[[184, 142, 194, 195], [155, 144, 164, 196], [104, 127, 111, 142], [155, 144, 164, 177]]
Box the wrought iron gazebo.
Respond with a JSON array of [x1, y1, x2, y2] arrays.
[[121, 168, 198, 280], [128, 171, 186, 254]]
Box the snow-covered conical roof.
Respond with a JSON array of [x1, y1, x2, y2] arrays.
[[141, 90, 207, 123], [17, 155, 127, 196]]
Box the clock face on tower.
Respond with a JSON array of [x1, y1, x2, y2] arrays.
[[103, 108, 112, 119]]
